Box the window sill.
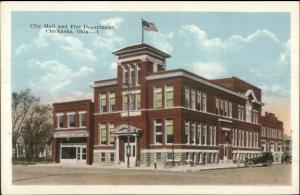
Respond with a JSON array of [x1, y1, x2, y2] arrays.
[[121, 110, 141, 117]]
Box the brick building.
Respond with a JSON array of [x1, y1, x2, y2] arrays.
[[52, 43, 284, 167], [260, 112, 284, 162]]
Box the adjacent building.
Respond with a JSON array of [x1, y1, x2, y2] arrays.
[[52, 43, 284, 167], [283, 134, 292, 157], [259, 112, 284, 162]]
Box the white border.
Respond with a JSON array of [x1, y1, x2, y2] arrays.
[[1, 1, 299, 195]]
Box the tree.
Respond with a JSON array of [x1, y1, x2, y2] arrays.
[[22, 104, 52, 161], [12, 89, 39, 159], [12, 89, 52, 161]]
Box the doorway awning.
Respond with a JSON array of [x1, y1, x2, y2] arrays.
[[111, 124, 142, 135]]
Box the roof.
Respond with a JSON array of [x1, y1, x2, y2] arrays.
[[211, 76, 261, 91], [113, 43, 171, 58], [53, 99, 92, 106], [146, 68, 264, 105]]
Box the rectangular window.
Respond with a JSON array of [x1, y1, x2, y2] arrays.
[[165, 86, 174, 108], [215, 98, 219, 115], [239, 130, 242, 147], [202, 124, 207, 145], [129, 94, 135, 110], [110, 153, 115, 161], [214, 125, 217, 146], [136, 93, 141, 110], [100, 94, 107, 113], [67, 114, 75, 128], [220, 99, 224, 116], [196, 91, 201, 110], [79, 112, 86, 127], [241, 106, 244, 120], [109, 92, 115, 112], [246, 131, 248, 148], [242, 130, 245, 147], [167, 152, 173, 160], [191, 89, 196, 109], [197, 123, 201, 145], [136, 65, 141, 85], [235, 129, 238, 146], [109, 123, 115, 145], [207, 125, 211, 146], [210, 125, 213, 146], [250, 132, 253, 148], [101, 153, 105, 162], [224, 100, 228, 117], [123, 95, 128, 111], [156, 152, 162, 162], [184, 87, 190, 108], [100, 123, 107, 145], [191, 122, 196, 144], [202, 93, 207, 112], [130, 66, 135, 86], [185, 121, 190, 144], [57, 114, 63, 128], [154, 119, 163, 144], [229, 102, 232, 118], [232, 128, 235, 146], [124, 67, 129, 86], [154, 87, 163, 109], [165, 119, 174, 144]]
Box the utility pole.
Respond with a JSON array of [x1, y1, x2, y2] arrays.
[[126, 86, 130, 168], [125, 83, 133, 168]]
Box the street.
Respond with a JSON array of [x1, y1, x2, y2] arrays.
[[12, 164, 291, 185]]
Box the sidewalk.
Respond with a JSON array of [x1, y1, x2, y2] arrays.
[[24, 162, 247, 172]]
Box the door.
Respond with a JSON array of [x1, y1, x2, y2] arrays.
[[77, 146, 86, 163], [224, 145, 228, 161], [223, 131, 229, 161], [124, 143, 136, 167]]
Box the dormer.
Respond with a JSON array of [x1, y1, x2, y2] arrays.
[[113, 44, 170, 87]]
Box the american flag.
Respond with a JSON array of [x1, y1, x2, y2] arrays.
[[142, 20, 158, 32]]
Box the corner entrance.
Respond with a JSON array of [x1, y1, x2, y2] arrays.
[[111, 124, 142, 167]]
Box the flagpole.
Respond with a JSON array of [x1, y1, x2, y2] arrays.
[[141, 18, 144, 44]]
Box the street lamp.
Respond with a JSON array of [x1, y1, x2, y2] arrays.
[[124, 83, 132, 168]]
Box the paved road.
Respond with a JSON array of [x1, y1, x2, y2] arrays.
[[12, 164, 291, 185]]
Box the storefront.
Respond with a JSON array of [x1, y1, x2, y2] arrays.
[[53, 130, 90, 164]]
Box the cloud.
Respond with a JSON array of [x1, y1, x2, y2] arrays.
[[147, 31, 174, 54], [99, 17, 124, 29], [279, 39, 290, 65], [230, 29, 280, 43], [180, 24, 226, 51], [92, 31, 124, 50], [110, 62, 118, 70], [29, 59, 93, 91], [191, 62, 226, 79], [16, 44, 28, 56], [259, 84, 287, 97], [33, 28, 97, 61]]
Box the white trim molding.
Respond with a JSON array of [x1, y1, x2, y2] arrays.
[[89, 80, 117, 88], [218, 118, 233, 123], [54, 131, 89, 138], [141, 149, 219, 153]]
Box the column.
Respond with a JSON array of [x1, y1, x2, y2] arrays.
[[116, 136, 119, 165], [135, 134, 138, 167]]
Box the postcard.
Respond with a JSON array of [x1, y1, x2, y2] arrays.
[[1, 1, 299, 194]]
